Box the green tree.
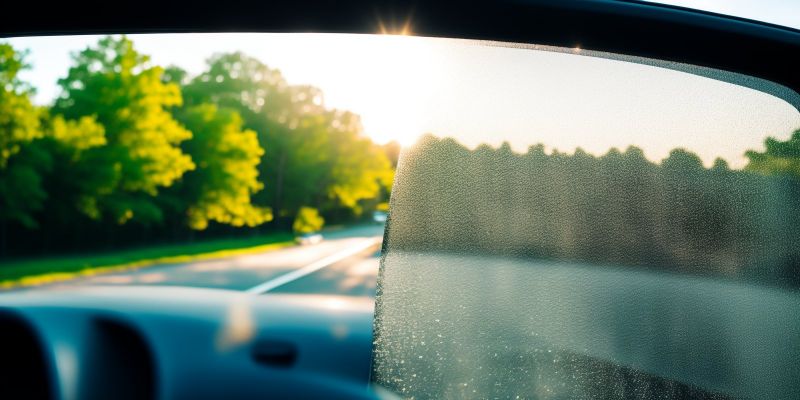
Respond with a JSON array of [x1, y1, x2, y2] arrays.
[[662, 148, 704, 172], [382, 140, 401, 168], [179, 53, 318, 217], [35, 113, 107, 225], [172, 103, 271, 230], [53, 36, 195, 225], [745, 129, 800, 178], [712, 157, 730, 172], [180, 52, 393, 223], [0, 142, 50, 228], [0, 43, 41, 167], [293, 206, 324, 234], [325, 111, 394, 212], [1, 43, 107, 230], [0, 43, 48, 229]]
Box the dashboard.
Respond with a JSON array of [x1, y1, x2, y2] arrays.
[[0, 286, 388, 400]]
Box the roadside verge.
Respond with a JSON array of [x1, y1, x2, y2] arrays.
[[0, 234, 295, 290]]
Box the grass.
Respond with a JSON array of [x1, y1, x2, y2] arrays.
[[0, 232, 296, 289]]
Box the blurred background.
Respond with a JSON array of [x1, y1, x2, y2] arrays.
[[0, 35, 400, 297]]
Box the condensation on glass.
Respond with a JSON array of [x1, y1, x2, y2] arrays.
[[371, 40, 800, 400]]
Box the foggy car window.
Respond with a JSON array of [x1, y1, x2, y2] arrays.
[[372, 41, 800, 399]]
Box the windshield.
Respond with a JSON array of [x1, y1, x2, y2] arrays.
[[1, 33, 800, 399], [1, 34, 412, 295]]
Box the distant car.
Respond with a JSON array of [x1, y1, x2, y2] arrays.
[[296, 232, 323, 245], [372, 211, 387, 224]]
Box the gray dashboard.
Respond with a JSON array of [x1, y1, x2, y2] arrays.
[[0, 286, 390, 399]]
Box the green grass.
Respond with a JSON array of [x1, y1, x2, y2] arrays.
[[0, 232, 296, 289]]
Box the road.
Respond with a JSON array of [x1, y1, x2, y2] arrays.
[[46, 224, 385, 298]]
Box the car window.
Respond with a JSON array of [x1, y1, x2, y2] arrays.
[[647, 0, 800, 30], [372, 40, 800, 399], [3, 32, 800, 399]]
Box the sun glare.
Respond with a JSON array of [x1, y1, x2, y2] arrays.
[[345, 35, 443, 146], [377, 16, 414, 36]]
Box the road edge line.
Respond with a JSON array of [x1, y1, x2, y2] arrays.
[[244, 237, 382, 294]]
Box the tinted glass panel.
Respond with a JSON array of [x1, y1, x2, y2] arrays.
[[372, 40, 800, 399], [648, 0, 800, 30]]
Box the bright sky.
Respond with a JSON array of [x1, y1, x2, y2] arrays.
[[651, 0, 800, 29], [6, 1, 800, 169]]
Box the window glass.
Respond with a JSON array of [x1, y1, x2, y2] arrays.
[[1, 34, 406, 293], [372, 39, 800, 399], [3, 33, 800, 399], [648, 0, 800, 30]]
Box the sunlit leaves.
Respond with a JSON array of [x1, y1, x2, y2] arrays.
[[0, 43, 109, 229], [0, 43, 30, 90], [0, 43, 48, 228], [175, 103, 271, 230], [293, 207, 324, 234], [2, 37, 394, 238], [54, 36, 195, 224], [326, 112, 394, 210], [183, 52, 393, 221], [0, 43, 41, 168], [48, 115, 106, 153]]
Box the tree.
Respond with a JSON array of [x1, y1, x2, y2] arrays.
[[0, 43, 41, 168], [1, 43, 107, 232], [53, 36, 195, 225], [0, 43, 48, 229], [293, 207, 324, 234], [0, 141, 50, 229], [179, 52, 320, 218], [382, 141, 402, 169], [35, 113, 106, 225], [326, 111, 394, 211], [171, 103, 271, 230], [180, 52, 393, 223], [662, 148, 704, 172], [745, 129, 800, 178], [712, 157, 730, 172]]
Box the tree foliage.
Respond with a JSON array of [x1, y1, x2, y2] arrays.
[[180, 52, 393, 222], [172, 103, 271, 230], [746, 129, 800, 178], [1, 37, 397, 257], [0, 43, 46, 227], [53, 36, 195, 224], [0, 43, 110, 229], [0, 140, 50, 228], [0, 44, 41, 167], [293, 207, 324, 234], [389, 135, 800, 288]]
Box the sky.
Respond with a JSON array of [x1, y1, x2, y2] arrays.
[[6, 1, 800, 169], [651, 0, 800, 29]]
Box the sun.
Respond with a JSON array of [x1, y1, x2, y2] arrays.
[[348, 35, 443, 147], [262, 32, 446, 147]]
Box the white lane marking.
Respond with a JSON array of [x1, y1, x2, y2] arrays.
[[245, 237, 382, 294]]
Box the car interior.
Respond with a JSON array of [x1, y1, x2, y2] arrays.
[[1, 1, 799, 399]]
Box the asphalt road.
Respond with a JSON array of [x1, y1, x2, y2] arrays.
[[46, 224, 385, 298]]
